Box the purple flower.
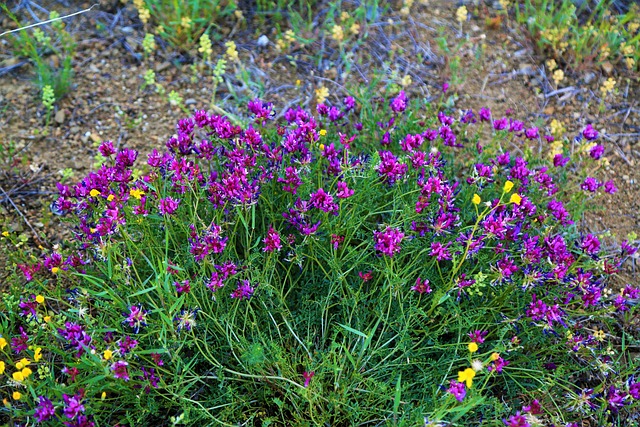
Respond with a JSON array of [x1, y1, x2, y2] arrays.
[[302, 371, 315, 387], [63, 391, 85, 419], [488, 355, 510, 373], [309, 188, 339, 213], [442, 81, 449, 93], [58, 322, 93, 357], [411, 277, 432, 294], [607, 386, 628, 412], [158, 197, 180, 215], [390, 91, 407, 113], [468, 330, 488, 344], [583, 124, 598, 140], [34, 396, 56, 422], [174, 279, 191, 294], [118, 336, 138, 354], [111, 360, 130, 381], [231, 279, 255, 300], [589, 144, 604, 159], [98, 141, 115, 157], [581, 177, 600, 192], [478, 107, 491, 122], [553, 154, 570, 167], [115, 148, 138, 169], [581, 234, 600, 255], [263, 226, 282, 252], [278, 167, 302, 195], [629, 381, 640, 399], [336, 181, 354, 198], [430, 241, 452, 261], [174, 308, 199, 332], [493, 117, 508, 130], [524, 127, 539, 139], [503, 412, 530, 427], [604, 180, 617, 194], [374, 227, 405, 257], [123, 304, 148, 333], [344, 96, 356, 111], [377, 151, 408, 185], [447, 380, 466, 401]]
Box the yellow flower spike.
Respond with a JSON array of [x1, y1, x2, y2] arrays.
[[0, 337, 7, 350], [0, 361, 5, 374], [51, 267, 60, 275], [457, 367, 476, 388], [456, 5, 467, 24], [89, 189, 101, 197], [36, 295, 45, 304], [21, 367, 32, 378], [509, 193, 522, 205], [34, 348, 42, 362], [503, 180, 514, 193], [103, 349, 113, 361], [472, 194, 481, 205], [12, 391, 21, 401], [101, 391, 106, 400], [12, 371, 24, 382], [468, 342, 479, 353]]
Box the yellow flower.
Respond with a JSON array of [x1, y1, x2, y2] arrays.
[[0, 361, 5, 374], [1, 231, 8, 237], [456, 6, 467, 24], [198, 33, 212, 59], [468, 342, 479, 353], [545, 58, 557, 71], [319, 129, 327, 137], [458, 367, 476, 388], [0, 337, 7, 350], [51, 267, 60, 275], [552, 69, 564, 85], [315, 86, 329, 104], [18, 359, 30, 368], [503, 180, 514, 193], [225, 41, 239, 62], [332, 25, 344, 43], [509, 193, 522, 205], [34, 348, 42, 362], [490, 352, 500, 361], [21, 367, 32, 378], [89, 189, 101, 197], [107, 194, 115, 202], [350, 23, 361, 35], [180, 16, 192, 30], [103, 349, 113, 360], [400, 75, 412, 88], [44, 316, 52, 323], [129, 189, 145, 200], [12, 391, 21, 400], [319, 144, 325, 152], [295, 79, 301, 86], [36, 295, 45, 304], [101, 391, 107, 400], [138, 8, 150, 24], [626, 57, 636, 70], [472, 194, 481, 205], [12, 371, 24, 382], [600, 77, 616, 95]]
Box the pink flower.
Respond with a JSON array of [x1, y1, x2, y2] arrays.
[[374, 227, 405, 257], [111, 360, 130, 381], [447, 380, 466, 401], [335, 181, 354, 198], [302, 371, 315, 387], [263, 226, 282, 252], [411, 278, 432, 294], [158, 197, 180, 215]]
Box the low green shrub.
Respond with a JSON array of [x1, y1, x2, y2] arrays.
[[1, 92, 638, 426]]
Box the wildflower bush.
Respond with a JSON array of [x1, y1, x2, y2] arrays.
[[1, 91, 639, 426], [514, 0, 640, 72]]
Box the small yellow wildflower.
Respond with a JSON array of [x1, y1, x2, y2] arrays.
[[51, 267, 60, 275], [0, 361, 5, 374], [549, 118, 564, 137], [472, 194, 481, 205], [284, 29, 296, 43], [468, 342, 479, 353], [180, 16, 192, 30], [12, 371, 24, 382], [225, 41, 239, 62], [458, 367, 476, 388], [34, 348, 42, 362], [600, 77, 616, 96], [625, 57, 636, 70], [503, 180, 514, 193], [350, 22, 361, 35], [0, 337, 7, 350], [138, 8, 150, 25], [103, 349, 113, 360], [545, 58, 557, 71], [21, 367, 32, 378], [295, 79, 301, 86], [107, 194, 115, 202], [130, 188, 145, 200], [456, 6, 467, 24], [319, 144, 325, 152], [400, 75, 412, 87], [36, 295, 45, 304], [12, 392, 21, 401], [1, 231, 8, 237], [332, 25, 344, 42], [316, 86, 329, 104], [101, 391, 107, 400], [44, 316, 52, 323], [18, 359, 30, 368], [509, 193, 522, 205], [490, 352, 500, 361], [89, 189, 101, 197], [552, 69, 564, 85], [198, 33, 212, 59], [319, 129, 327, 137]]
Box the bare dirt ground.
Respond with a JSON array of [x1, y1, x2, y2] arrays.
[[1, 0, 638, 282]]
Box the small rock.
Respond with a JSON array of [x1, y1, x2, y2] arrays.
[[90, 133, 101, 143], [601, 61, 614, 75], [54, 109, 65, 124], [519, 63, 537, 76], [185, 98, 197, 105], [257, 35, 269, 47], [583, 72, 596, 84], [623, 175, 629, 181], [544, 106, 555, 115], [70, 126, 80, 134], [155, 62, 171, 72], [81, 131, 91, 143]]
